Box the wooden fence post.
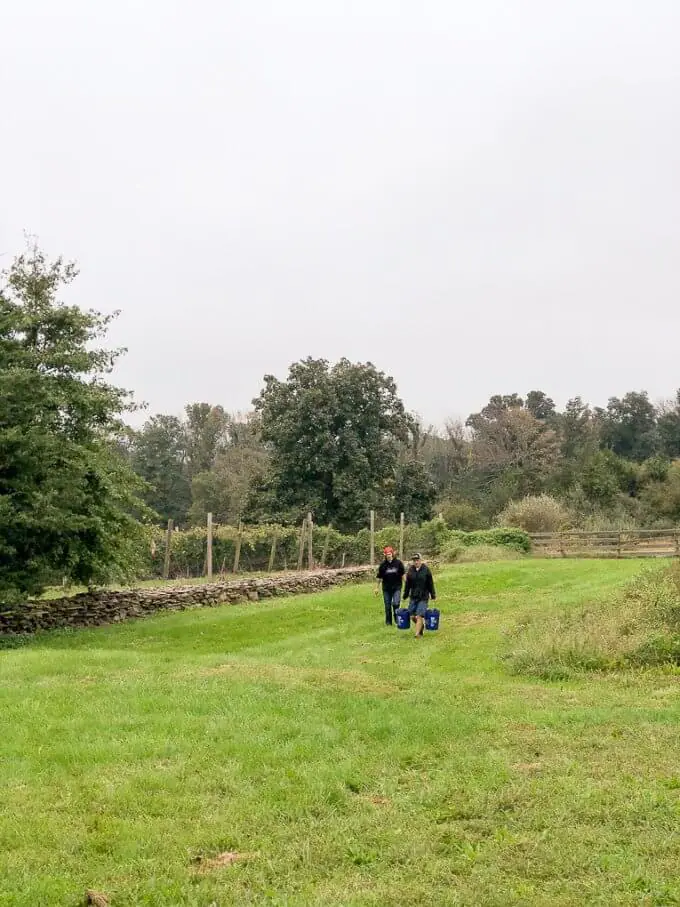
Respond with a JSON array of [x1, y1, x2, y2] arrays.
[[559, 531, 565, 558], [617, 532, 623, 559], [675, 531, 680, 558], [321, 524, 332, 567], [307, 512, 314, 570], [163, 519, 173, 580], [399, 512, 405, 560], [206, 512, 213, 581], [233, 520, 243, 573], [370, 510, 375, 567], [297, 518, 307, 570], [268, 532, 278, 573]]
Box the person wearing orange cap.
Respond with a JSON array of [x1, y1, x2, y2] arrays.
[[374, 546, 405, 626]]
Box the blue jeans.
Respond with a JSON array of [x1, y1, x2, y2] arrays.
[[383, 588, 401, 625]]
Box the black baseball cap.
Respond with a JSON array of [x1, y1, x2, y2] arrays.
[[411, 553, 422, 560]]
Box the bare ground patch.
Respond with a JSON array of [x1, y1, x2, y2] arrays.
[[192, 851, 259, 873], [199, 661, 398, 695]]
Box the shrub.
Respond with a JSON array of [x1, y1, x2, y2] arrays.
[[496, 494, 572, 533], [371, 516, 451, 562], [505, 563, 680, 679], [439, 500, 487, 531], [449, 527, 531, 553], [440, 543, 464, 564]]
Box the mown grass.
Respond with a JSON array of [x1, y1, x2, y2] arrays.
[[2, 559, 680, 905]]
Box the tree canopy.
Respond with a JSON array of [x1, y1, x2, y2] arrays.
[[128, 378, 680, 534], [0, 245, 148, 600], [251, 357, 417, 530]]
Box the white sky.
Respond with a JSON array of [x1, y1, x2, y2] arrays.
[[3, 0, 680, 425]]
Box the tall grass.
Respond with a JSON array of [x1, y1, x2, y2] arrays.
[[506, 561, 680, 679]]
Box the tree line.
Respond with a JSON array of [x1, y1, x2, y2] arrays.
[[128, 377, 680, 535], [2, 245, 680, 602]]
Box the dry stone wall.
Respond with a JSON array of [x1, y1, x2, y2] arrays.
[[0, 566, 374, 635]]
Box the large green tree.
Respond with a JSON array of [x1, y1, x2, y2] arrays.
[[129, 414, 191, 525], [184, 403, 230, 477], [0, 245, 148, 601], [390, 460, 436, 523], [596, 391, 659, 462], [657, 391, 680, 459], [251, 358, 414, 530]]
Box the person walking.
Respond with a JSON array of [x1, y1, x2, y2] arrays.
[[403, 553, 436, 638], [374, 546, 405, 626]]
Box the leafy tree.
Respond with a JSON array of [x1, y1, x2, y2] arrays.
[[559, 397, 598, 461], [416, 419, 470, 495], [0, 245, 148, 601], [596, 391, 659, 462], [496, 494, 571, 533], [188, 414, 268, 525], [243, 469, 301, 525], [390, 460, 436, 523], [657, 390, 680, 459], [467, 404, 560, 495], [638, 460, 680, 525], [130, 414, 191, 525], [469, 393, 524, 424], [548, 397, 600, 492], [252, 358, 413, 530], [184, 403, 229, 477], [580, 449, 634, 506], [639, 455, 670, 484], [438, 499, 487, 530], [525, 390, 556, 422]]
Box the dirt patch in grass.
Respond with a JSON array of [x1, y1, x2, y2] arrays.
[[85, 891, 109, 907], [451, 612, 495, 629], [513, 762, 542, 774], [199, 661, 398, 695], [193, 851, 259, 873]]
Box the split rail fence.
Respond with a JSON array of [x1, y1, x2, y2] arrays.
[[530, 529, 680, 559]]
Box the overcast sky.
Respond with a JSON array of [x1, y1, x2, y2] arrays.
[[3, 0, 680, 426]]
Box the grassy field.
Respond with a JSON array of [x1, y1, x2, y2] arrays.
[[2, 559, 680, 906]]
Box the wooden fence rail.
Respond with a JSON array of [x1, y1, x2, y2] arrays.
[[530, 529, 680, 559]]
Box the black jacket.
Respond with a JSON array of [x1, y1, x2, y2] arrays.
[[377, 558, 405, 592], [403, 563, 436, 602]]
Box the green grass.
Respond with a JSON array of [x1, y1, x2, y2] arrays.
[[2, 559, 680, 906]]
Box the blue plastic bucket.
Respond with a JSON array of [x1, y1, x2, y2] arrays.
[[425, 608, 440, 631], [396, 608, 411, 630]]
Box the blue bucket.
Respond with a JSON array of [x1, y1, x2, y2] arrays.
[[396, 608, 411, 630], [425, 608, 440, 631]]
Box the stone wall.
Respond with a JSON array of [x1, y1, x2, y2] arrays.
[[0, 566, 374, 635]]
